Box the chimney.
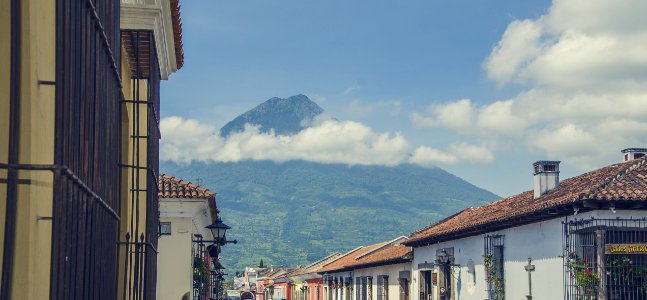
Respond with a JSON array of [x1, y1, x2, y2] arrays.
[[533, 161, 560, 199], [621, 148, 647, 162]]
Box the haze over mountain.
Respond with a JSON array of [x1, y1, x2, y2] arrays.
[[220, 94, 325, 137], [161, 94, 499, 272]]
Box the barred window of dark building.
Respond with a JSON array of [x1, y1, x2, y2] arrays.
[[484, 234, 504, 300]]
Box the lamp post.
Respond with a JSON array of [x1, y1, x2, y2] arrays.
[[192, 218, 237, 300]]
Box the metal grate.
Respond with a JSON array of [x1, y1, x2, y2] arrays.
[[564, 218, 647, 300], [119, 29, 162, 300], [484, 234, 505, 300]]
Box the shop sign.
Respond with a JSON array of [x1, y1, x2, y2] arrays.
[[605, 243, 647, 254]]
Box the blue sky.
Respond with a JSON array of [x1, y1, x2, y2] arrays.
[[160, 0, 647, 196]]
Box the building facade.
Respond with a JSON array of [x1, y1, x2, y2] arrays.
[[318, 237, 413, 300], [157, 174, 220, 300], [404, 150, 647, 300], [0, 0, 183, 299]]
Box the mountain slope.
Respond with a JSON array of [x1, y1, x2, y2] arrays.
[[220, 94, 324, 137], [160, 160, 498, 272]]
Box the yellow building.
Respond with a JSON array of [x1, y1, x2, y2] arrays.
[[0, 0, 184, 299]]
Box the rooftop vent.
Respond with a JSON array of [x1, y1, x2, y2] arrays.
[[533, 161, 560, 199], [621, 148, 647, 162]]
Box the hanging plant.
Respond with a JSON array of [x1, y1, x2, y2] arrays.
[[193, 255, 208, 288], [565, 256, 599, 297], [483, 253, 504, 300]]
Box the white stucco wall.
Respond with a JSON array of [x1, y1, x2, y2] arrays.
[[325, 262, 411, 300], [157, 217, 194, 300], [157, 198, 214, 300], [353, 262, 412, 300], [410, 210, 647, 300]]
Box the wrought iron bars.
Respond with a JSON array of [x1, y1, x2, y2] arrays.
[[119, 29, 162, 300], [563, 218, 647, 300]]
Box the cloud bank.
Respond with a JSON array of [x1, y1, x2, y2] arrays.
[[160, 116, 493, 166], [412, 0, 647, 169]]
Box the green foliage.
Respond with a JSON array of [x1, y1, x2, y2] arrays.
[[162, 160, 499, 272], [193, 256, 208, 288], [565, 256, 598, 298], [483, 254, 504, 300], [259, 259, 265, 268], [608, 255, 647, 290]]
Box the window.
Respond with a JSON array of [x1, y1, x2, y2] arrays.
[[367, 277, 373, 300], [356, 277, 361, 300], [564, 218, 647, 300], [377, 275, 388, 300], [484, 235, 504, 300], [361, 277, 367, 300], [398, 278, 409, 300], [160, 222, 172, 235]]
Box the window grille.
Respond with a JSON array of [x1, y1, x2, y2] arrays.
[[484, 234, 505, 300], [563, 218, 647, 300], [377, 275, 388, 300], [398, 278, 409, 300], [362, 277, 368, 300], [356, 277, 361, 300]]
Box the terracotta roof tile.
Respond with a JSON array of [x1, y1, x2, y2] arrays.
[[318, 241, 411, 273], [159, 174, 215, 199], [345, 244, 412, 268], [170, 0, 184, 69], [407, 157, 647, 246]]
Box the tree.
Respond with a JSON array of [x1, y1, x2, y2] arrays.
[[259, 259, 265, 268]]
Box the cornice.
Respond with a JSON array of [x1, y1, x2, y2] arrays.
[[121, 0, 178, 79]]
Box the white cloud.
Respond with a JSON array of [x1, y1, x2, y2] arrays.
[[161, 116, 412, 166], [343, 85, 361, 95], [409, 143, 493, 166], [415, 0, 647, 170], [485, 0, 647, 90], [161, 116, 494, 167], [483, 19, 543, 86], [410, 99, 474, 132]]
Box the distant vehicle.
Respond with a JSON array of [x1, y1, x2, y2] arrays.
[[240, 291, 255, 300]]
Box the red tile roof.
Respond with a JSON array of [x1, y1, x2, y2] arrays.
[[158, 174, 218, 221], [287, 253, 343, 277], [406, 157, 647, 246], [170, 0, 184, 69], [159, 174, 216, 199], [318, 241, 412, 273]]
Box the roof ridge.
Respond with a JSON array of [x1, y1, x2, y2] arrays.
[[304, 252, 341, 269], [355, 237, 407, 260], [320, 246, 364, 268]]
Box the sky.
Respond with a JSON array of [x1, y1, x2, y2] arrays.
[[160, 0, 647, 197]]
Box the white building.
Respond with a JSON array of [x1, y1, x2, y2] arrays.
[[157, 174, 219, 300], [319, 237, 414, 300], [404, 149, 647, 300]]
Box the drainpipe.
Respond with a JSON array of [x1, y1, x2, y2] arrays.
[[0, 0, 22, 298]]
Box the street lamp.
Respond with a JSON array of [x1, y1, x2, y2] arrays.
[[205, 217, 238, 245], [206, 217, 231, 243]]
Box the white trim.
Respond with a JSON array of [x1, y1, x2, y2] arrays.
[[120, 0, 178, 79]]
